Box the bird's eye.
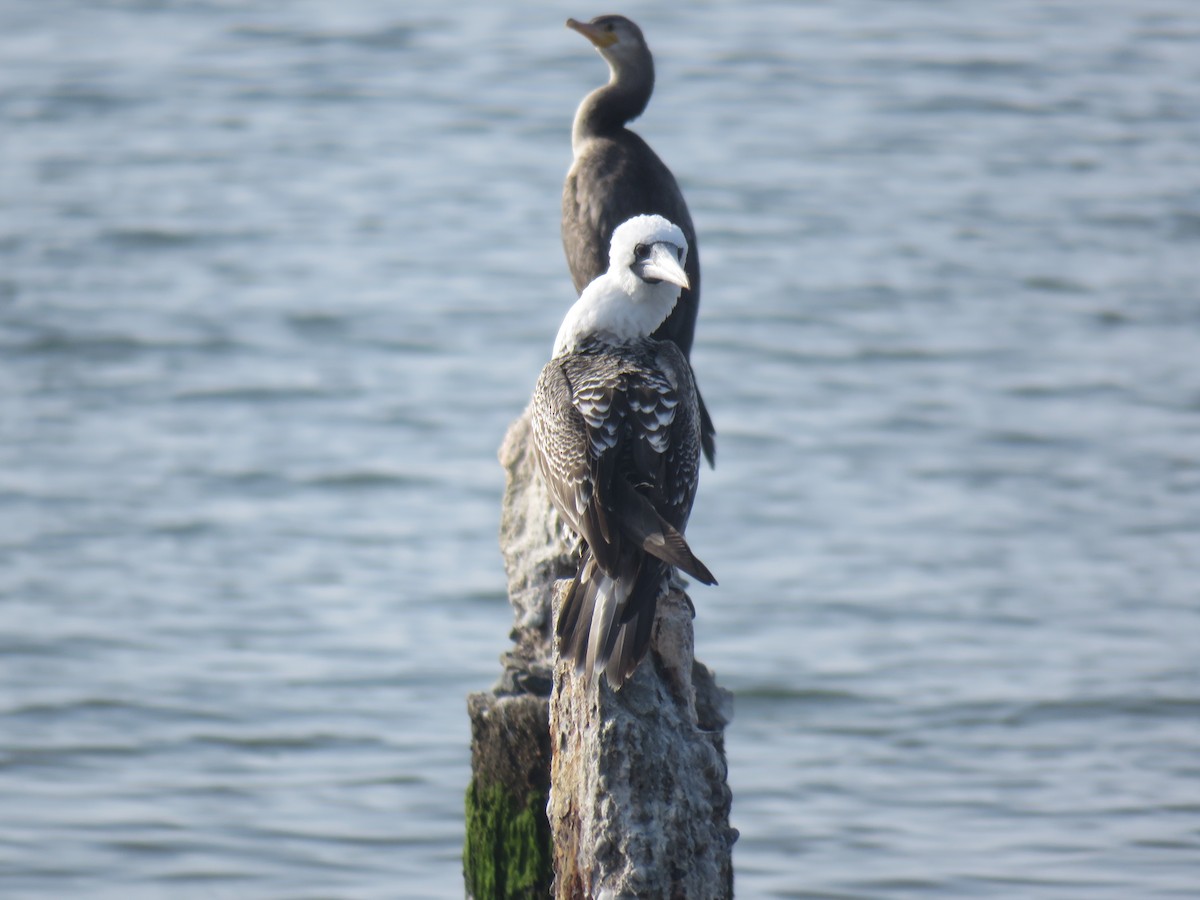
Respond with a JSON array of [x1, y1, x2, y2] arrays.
[[605, 22, 615, 32], [634, 243, 649, 258]]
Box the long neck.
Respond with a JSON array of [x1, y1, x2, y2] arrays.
[[571, 54, 654, 154]]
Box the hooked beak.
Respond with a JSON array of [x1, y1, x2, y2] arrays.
[[635, 242, 690, 290], [566, 17, 618, 49]]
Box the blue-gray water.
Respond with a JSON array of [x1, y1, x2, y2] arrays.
[[3, 1, 1199, 897]]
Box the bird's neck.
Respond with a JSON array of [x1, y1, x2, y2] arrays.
[[571, 58, 654, 155], [554, 277, 678, 357]]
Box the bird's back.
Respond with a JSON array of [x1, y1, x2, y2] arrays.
[[531, 337, 711, 686], [545, 338, 702, 539]]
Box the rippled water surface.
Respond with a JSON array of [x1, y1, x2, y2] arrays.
[[3, 1, 1199, 897]]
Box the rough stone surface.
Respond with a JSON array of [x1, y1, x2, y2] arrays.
[[549, 589, 736, 899], [496, 410, 576, 688], [468, 409, 735, 898]]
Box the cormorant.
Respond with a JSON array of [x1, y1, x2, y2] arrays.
[[561, 14, 716, 466], [531, 214, 716, 688]]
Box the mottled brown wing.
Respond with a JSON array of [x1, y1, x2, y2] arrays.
[[530, 354, 625, 576]]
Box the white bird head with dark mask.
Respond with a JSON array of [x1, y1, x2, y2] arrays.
[[553, 214, 690, 357]]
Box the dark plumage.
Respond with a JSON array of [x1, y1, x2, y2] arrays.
[[562, 14, 716, 466], [532, 215, 715, 688]]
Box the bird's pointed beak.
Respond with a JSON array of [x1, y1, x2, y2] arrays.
[[566, 17, 618, 49], [636, 243, 690, 290]]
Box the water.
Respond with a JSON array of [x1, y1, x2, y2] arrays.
[[2, 1, 1198, 896]]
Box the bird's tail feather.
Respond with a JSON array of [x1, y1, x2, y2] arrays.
[[556, 564, 587, 651], [556, 550, 664, 688], [605, 561, 664, 685], [584, 570, 621, 682], [698, 387, 717, 469]]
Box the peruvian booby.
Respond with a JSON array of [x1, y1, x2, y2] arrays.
[[531, 214, 716, 688], [562, 14, 716, 467]]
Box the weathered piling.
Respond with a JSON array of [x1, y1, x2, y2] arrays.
[[549, 586, 735, 897], [465, 690, 554, 898], [465, 410, 735, 898], [465, 412, 567, 899]]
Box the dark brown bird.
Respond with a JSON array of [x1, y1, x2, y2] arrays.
[[562, 14, 715, 466]]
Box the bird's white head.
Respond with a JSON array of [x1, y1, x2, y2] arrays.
[[607, 213, 689, 293], [553, 214, 689, 356]]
